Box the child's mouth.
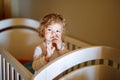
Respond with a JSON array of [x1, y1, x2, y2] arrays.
[[51, 37, 57, 41], [52, 38, 57, 41]]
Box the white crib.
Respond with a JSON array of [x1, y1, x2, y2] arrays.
[[1, 46, 120, 80], [0, 18, 120, 80], [0, 18, 92, 80]]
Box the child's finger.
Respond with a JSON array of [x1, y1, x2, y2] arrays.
[[51, 47, 55, 53], [47, 41, 52, 47]]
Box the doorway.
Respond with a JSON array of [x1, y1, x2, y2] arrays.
[[0, 0, 11, 20]]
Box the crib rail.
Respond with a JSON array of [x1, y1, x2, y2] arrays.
[[32, 46, 120, 80], [0, 48, 33, 80], [64, 36, 91, 51]]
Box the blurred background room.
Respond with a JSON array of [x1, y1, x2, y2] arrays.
[[0, 0, 120, 60]]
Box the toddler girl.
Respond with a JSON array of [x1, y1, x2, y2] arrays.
[[32, 13, 68, 72]]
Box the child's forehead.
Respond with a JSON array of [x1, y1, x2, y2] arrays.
[[47, 23, 63, 29]]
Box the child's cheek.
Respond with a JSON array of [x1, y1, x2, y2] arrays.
[[58, 34, 62, 40], [45, 33, 51, 41]]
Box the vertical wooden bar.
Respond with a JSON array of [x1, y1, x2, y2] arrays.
[[11, 67, 14, 80], [69, 43, 73, 51], [17, 72, 20, 80], [7, 62, 10, 80], [0, 55, 2, 80], [3, 58, 6, 80]]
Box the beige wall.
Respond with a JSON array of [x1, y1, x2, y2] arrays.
[[11, 0, 19, 17], [11, 0, 120, 49]]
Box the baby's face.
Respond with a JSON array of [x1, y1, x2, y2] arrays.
[[44, 23, 63, 42]]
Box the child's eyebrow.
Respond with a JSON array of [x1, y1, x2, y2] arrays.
[[47, 26, 52, 28]]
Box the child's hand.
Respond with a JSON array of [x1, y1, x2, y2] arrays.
[[46, 41, 55, 58], [52, 35, 63, 50]]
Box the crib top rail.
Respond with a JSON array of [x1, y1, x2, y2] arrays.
[[64, 36, 91, 48], [32, 46, 120, 80], [0, 18, 40, 29]]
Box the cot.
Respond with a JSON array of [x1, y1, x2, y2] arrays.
[[0, 18, 120, 80], [0, 18, 92, 80]]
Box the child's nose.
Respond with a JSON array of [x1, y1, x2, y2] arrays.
[[52, 31, 56, 36]]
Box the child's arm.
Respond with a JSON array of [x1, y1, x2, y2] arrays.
[[32, 46, 47, 71]]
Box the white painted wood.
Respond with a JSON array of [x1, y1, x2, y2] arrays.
[[11, 67, 14, 80], [0, 18, 93, 80], [1, 35, 119, 80], [32, 46, 120, 80], [17, 72, 20, 80], [64, 36, 91, 48], [0, 18, 40, 29], [0, 18, 41, 60], [60, 65, 120, 80], [0, 55, 2, 80], [0, 48, 33, 80], [3, 58, 6, 80], [7, 62, 10, 80]]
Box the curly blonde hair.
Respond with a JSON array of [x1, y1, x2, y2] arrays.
[[38, 13, 66, 37]]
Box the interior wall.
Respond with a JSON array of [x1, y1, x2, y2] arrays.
[[11, 0, 120, 49], [11, 0, 19, 17]]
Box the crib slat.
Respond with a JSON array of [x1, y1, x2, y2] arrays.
[[66, 42, 81, 51], [66, 42, 73, 51], [0, 55, 2, 80], [17, 72, 20, 80], [64, 36, 91, 48], [11, 67, 14, 80], [3, 58, 6, 80], [69, 43, 73, 51], [75, 46, 81, 50], [7, 62, 10, 80]]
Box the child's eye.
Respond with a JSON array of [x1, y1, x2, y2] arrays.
[[56, 30, 60, 32], [48, 29, 51, 31]]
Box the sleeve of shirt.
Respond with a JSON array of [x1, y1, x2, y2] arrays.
[[32, 46, 47, 71], [33, 46, 42, 58]]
